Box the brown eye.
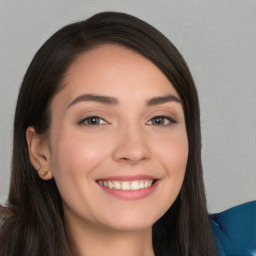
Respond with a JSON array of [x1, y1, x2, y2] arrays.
[[147, 116, 176, 126], [152, 117, 165, 125], [78, 116, 107, 126]]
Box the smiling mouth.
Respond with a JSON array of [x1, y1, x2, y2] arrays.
[[97, 179, 155, 191]]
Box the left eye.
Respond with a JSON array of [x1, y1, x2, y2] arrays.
[[147, 116, 176, 126], [78, 116, 107, 126]]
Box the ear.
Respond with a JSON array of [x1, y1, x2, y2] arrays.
[[26, 127, 53, 180]]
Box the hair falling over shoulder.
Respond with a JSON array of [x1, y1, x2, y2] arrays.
[[0, 12, 217, 256]]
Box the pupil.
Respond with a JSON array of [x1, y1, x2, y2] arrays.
[[155, 117, 163, 125], [90, 117, 98, 124]]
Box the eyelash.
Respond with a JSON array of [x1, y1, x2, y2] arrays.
[[146, 115, 177, 126], [78, 115, 177, 127], [78, 116, 107, 126]]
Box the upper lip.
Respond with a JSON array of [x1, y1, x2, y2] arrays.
[[96, 174, 159, 181]]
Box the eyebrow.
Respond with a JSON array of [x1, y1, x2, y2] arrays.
[[67, 94, 119, 109], [146, 95, 181, 106], [66, 93, 181, 109]]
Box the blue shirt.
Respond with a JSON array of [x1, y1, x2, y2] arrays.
[[210, 201, 256, 256]]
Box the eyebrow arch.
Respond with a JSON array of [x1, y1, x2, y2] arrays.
[[67, 94, 119, 109], [146, 94, 181, 106]]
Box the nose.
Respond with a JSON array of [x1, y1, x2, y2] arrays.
[[112, 124, 151, 165]]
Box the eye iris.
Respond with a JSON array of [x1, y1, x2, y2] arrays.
[[88, 117, 99, 125], [153, 117, 164, 125]]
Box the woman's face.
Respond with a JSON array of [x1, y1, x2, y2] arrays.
[[46, 44, 188, 231]]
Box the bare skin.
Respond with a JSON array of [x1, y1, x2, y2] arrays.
[[65, 213, 154, 256]]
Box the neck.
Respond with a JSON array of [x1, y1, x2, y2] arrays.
[[65, 215, 154, 256]]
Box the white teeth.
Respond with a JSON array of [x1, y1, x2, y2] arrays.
[[108, 181, 114, 189], [113, 181, 121, 189], [130, 181, 140, 190], [122, 181, 130, 190], [98, 180, 154, 190]]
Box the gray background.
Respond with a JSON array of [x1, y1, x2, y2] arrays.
[[0, 0, 255, 213]]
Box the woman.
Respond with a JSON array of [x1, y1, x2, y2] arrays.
[[0, 12, 253, 256]]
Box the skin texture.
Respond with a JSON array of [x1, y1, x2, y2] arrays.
[[27, 45, 188, 256]]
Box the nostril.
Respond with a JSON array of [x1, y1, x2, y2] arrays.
[[119, 156, 149, 164]]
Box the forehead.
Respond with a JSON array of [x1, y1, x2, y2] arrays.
[[57, 44, 180, 103]]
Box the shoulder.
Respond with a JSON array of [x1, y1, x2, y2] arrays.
[[210, 201, 256, 256]]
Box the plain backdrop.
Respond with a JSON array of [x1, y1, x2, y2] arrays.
[[0, 0, 255, 213]]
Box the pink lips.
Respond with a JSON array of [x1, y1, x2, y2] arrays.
[[96, 175, 159, 200]]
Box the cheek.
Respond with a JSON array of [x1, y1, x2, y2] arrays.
[[156, 131, 188, 209], [155, 130, 188, 174], [49, 131, 110, 186], [155, 129, 188, 196], [48, 131, 113, 220]]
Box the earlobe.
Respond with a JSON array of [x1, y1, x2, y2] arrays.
[[38, 169, 53, 180], [26, 127, 53, 180]]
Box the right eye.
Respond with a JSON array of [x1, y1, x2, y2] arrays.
[[78, 116, 107, 126]]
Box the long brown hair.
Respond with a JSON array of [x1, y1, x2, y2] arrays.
[[0, 12, 217, 256]]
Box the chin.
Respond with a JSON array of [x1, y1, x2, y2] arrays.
[[103, 219, 154, 232], [98, 209, 162, 232]]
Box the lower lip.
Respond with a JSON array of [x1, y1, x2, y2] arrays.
[[97, 181, 159, 201]]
